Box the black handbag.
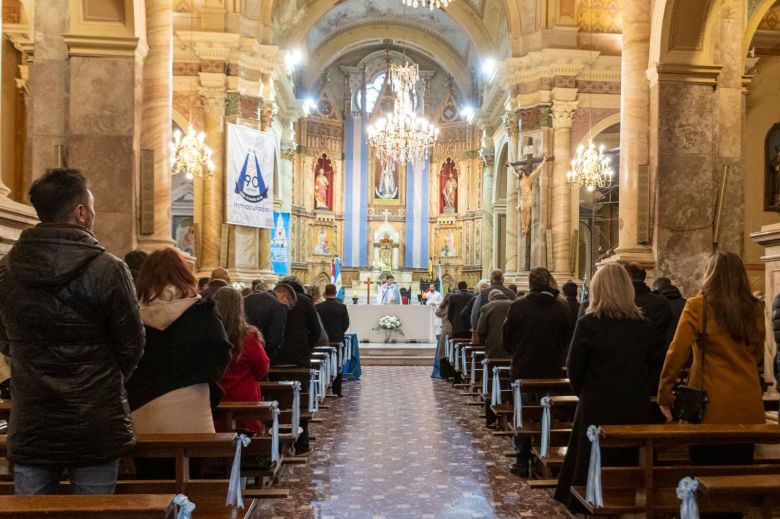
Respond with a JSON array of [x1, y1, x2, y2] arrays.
[[672, 300, 709, 423]]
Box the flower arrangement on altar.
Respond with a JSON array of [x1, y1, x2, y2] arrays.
[[231, 281, 248, 292], [373, 315, 404, 342]]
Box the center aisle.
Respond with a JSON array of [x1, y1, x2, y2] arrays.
[[253, 366, 568, 518]]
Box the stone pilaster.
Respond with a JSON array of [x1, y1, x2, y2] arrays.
[[503, 109, 520, 274], [550, 101, 577, 277], [480, 132, 495, 279], [199, 85, 226, 272], [138, 0, 175, 252]]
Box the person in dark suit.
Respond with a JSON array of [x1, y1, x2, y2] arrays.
[[447, 281, 473, 339], [199, 268, 230, 300], [316, 284, 350, 396], [470, 270, 517, 332], [273, 277, 321, 368], [244, 284, 295, 362], [562, 280, 580, 332], [652, 276, 687, 344], [316, 284, 350, 344]]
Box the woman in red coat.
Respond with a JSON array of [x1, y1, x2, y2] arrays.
[[213, 287, 270, 433]]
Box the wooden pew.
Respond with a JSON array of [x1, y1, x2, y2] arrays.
[[268, 368, 320, 415], [569, 424, 780, 517], [0, 494, 176, 519], [696, 474, 780, 519]]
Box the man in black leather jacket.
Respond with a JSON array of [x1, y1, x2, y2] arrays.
[[0, 169, 145, 495]]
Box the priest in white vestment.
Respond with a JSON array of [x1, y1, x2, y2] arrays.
[[425, 283, 444, 336], [377, 275, 402, 305]]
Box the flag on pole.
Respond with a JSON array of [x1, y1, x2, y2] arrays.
[[332, 256, 343, 301]]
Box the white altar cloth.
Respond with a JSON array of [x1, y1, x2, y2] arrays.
[[346, 304, 436, 343]]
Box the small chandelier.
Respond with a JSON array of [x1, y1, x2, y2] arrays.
[[566, 140, 614, 192], [401, 0, 453, 9], [170, 123, 215, 180], [367, 61, 439, 166]]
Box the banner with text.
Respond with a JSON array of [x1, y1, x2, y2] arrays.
[[270, 211, 290, 275], [226, 123, 275, 228]]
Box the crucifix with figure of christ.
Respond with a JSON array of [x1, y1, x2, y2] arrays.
[[507, 137, 553, 271]]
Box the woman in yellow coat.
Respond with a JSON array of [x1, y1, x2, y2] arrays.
[[657, 251, 765, 426], [657, 251, 765, 519]]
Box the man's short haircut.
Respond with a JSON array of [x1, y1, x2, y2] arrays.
[[124, 250, 149, 280], [490, 269, 504, 283], [528, 267, 552, 290], [653, 277, 672, 291], [562, 280, 578, 297], [508, 284, 518, 294], [386, 275, 394, 280], [273, 283, 298, 305], [624, 262, 647, 283], [210, 267, 230, 283], [29, 168, 90, 223], [324, 283, 337, 297], [457, 281, 468, 290], [198, 277, 210, 290]]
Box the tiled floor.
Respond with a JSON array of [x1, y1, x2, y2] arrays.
[[251, 366, 569, 519]]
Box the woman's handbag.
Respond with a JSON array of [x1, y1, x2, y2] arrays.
[[672, 300, 709, 423]]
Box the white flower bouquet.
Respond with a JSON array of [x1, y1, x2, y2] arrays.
[[373, 315, 405, 340]]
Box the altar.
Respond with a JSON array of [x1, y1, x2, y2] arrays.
[[346, 304, 436, 343]]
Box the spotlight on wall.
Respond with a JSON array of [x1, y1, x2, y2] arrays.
[[481, 58, 497, 81], [302, 97, 318, 116], [460, 106, 475, 124], [285, 49, 305, 73]]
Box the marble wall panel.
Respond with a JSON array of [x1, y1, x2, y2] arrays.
[[69, 57, 136, 136]]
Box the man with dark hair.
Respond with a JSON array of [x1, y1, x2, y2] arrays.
[[624, 262, 673, 394], [316, 284, 350, 396], [503, 267, 572, 476], [198, 277, 210, 291], [470, 269, 516, 333], [251, 279, 267, 293], [377, 275, 401, 304], [561, 281, 580, 331], [123, 250, 149, 284], [199, 267, 230, 300], [274, 276, 321, 367], [0, 168, 145, 494], [245, 283, 294, 362], [447, 281, 473, 339], [652, 276, 686, 343]]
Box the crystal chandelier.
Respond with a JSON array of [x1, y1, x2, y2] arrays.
[[170, 123, 215, 180], [566, 141, 614, 192], [367, 61, 439, 166], [401, 0, 453, 9]]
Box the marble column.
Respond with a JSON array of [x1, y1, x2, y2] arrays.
[[480, 141, 495, 280], [551, 101, 577, 276], [138, 0, 174, 251], [503, 109, 520, 274], [615, 0, 653, 257], [199, 86, 226, 272]]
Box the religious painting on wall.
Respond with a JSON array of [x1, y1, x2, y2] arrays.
[[173, 216, 196, 258], [439, 157, 458, 214], [311, 225, 337, 256], [271, 212, 290, 275], [371, 155, 403, 205], [437, 227, 460, 258], [314, 153, 334, 211], [765, 123, 780, 212]]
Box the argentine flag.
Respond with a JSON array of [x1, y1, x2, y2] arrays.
[[332, 256, 343, 301]]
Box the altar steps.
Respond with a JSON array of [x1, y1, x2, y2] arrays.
[[359, 344, 436, 366]]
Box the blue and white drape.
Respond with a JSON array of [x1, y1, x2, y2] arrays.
[[344, 116, 369, 267], [404, 156, 430, 269]]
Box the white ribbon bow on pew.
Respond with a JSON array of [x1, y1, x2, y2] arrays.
[[511, 380, 522, 429], [492, 367, 502, 405], [586, 425, 604, 508], [174, 494, 196, 519], [226, 433, 252, 509], [481, 359, 489, 396], [291, 380, 301, 440], [308, 370, 319, 414], [539, 395, 551, 458], [271, 402, 280, 465], [677, 477, 700, 519]]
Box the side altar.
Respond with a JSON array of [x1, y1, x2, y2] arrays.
[[346, 304, 436, 343]]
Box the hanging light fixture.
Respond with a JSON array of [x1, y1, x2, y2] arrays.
[[367, 60, 439, 166], [170, 124, 215, 180], [170, 7, 215, 180], [567, 7, 614, 192], [401, 0, 453, 9]]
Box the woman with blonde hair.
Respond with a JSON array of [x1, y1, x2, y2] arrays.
[[213, 287, 270, 433], [555, 263, 657, 512], [657, 251, 764, 518]]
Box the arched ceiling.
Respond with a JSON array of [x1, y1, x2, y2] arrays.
[[272, 0, 510, 73]]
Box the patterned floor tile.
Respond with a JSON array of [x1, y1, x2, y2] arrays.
[[249, 366, 569, 519]]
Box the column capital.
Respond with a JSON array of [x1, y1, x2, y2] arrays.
[[502, 109, 520, 136], [200, 87, 227, 115], [551, 101, 578, 128], [259, 99, 278, 131]]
